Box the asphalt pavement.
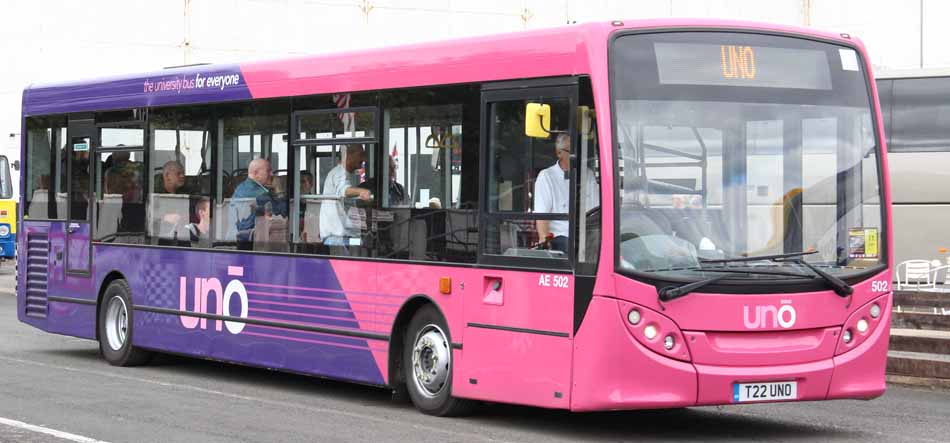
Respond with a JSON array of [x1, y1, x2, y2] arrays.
[[0, 266, 948, 442]]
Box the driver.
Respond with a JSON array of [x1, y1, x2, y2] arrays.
[[534, 133, 573, 253]]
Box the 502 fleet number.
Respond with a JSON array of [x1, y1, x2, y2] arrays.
[[871, 280, 889, 293]]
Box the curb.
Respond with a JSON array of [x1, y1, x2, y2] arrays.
[[887, 374, 950, 391]]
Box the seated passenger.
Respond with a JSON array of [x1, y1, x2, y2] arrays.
[[186, 197, 211, 242], [358, 157, 406, 206], [155, 160, 192, 195], [154, 161, 193, 228], [231, 158, 287, 247], [300, 171, 315, 195], [319, 144, 371, 246]]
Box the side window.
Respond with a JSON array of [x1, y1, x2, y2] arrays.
[[292, 96, 377, 257], [24, 116, 67, 220], [95, 111, 146, 242], [377, 85, 480, 263], [216, 100, 290, 252], [485, 96, 571, 261], [96, 150, 145, 242], [891, 77, 950, 152], [148, 106, 214, 247]]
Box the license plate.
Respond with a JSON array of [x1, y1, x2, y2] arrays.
[[733, 381, 797, 403]]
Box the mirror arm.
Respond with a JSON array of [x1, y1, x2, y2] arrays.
[[538, 115, 551, 134]]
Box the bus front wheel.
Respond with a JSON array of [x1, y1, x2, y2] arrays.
[[98, 279, 152, 366], [403, 304, 473, 416]]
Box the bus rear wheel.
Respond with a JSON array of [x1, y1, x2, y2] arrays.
[[403, 305, 473, 416], [98, 279, 152, 366]]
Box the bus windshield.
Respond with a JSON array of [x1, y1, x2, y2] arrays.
[[611, 32, 885, 282], [0, 156, 12, 200]]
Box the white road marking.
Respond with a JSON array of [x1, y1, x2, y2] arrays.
[[0, 416, 108, 443], [0, 355, 514, 443]]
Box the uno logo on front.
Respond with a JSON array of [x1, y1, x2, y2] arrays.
[[743, 302, 796, 329], [178, 265, 249, 334]]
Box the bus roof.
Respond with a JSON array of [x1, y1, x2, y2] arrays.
[[22, 19, 861, 117]]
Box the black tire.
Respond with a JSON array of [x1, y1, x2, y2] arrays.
[[98, 279, 152, 366], [403, 304, 474, 416]]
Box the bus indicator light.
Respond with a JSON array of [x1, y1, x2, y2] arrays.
[[439, 277, 452, 294]]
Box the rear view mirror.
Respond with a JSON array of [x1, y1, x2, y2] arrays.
[[525, 103, 551, 138]]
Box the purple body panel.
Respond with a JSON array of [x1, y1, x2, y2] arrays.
[[22, 65, 250, 116], [94, 245, 386, 385], [66, 223, 90, 274]]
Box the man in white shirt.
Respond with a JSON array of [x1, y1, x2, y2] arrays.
[[320, 144, 372, 246], [534, 133, 600, 253]]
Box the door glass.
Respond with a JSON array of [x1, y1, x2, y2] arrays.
[[486, 98, 571, 259], [69, 136, 91, 221]]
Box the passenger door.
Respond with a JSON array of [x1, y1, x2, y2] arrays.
[[456, 80, 578, 408], [65, 117, 94, 275]]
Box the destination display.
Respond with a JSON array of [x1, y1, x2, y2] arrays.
[[654, 42, 834, 90]]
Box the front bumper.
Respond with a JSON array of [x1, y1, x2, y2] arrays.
[[570, 295, 889, 411]]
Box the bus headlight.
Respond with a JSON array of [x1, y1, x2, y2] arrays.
[[627, 309, 642, 325], [0, 225, 10, 238], [835, 294, 889, 355], [617, 300, 691, 362], [643, 324, 658, 340]]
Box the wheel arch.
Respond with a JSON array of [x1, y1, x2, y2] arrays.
[[387, 294, 452, 390], [95, 270, 127, 341]]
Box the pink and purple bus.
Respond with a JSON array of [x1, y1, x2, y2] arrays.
[[18, 19, 892, 415]]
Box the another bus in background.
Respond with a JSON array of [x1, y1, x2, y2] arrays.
[[0, 155, 15, 262], [876, 69, 950, 267]]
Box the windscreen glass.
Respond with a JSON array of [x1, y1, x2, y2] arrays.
[[612, 32, 884, 282]]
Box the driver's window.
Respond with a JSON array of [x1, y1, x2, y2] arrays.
[[485, 98, 571, 260]]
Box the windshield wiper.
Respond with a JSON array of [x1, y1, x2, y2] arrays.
[[701, 250, 853, 297], [787, 259, 853, 297], [658, 275, 730, 302], [691, 265, 813, 279], [699, 250, 818, 264]]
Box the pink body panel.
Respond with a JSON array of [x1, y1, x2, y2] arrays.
[[572, 296, 697, 411], [827, 295, 892, 399], [684, 327, 840, 366], [371, 261, 574, 401], [458, 326, 572, 409]]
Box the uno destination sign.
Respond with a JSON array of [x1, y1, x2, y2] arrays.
[[654, 42, 833, 90]]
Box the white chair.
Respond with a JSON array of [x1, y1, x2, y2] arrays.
[[926, 264, 950, 293], [896, 259, 934, 290]]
